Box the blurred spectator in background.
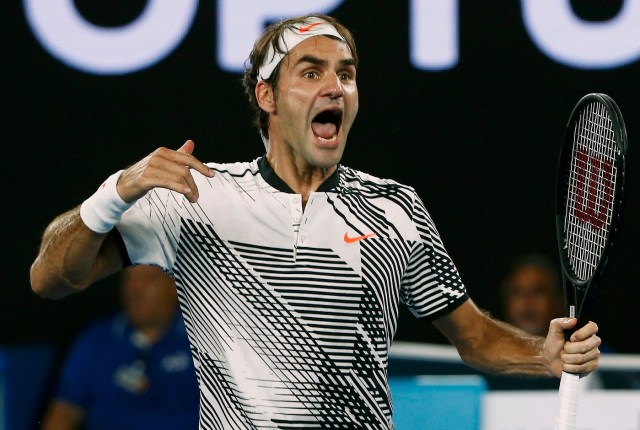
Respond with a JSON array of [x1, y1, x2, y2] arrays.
[[502, 254, 618, 359], [41, 265, 200, 430], [500, 254, 564, 337]]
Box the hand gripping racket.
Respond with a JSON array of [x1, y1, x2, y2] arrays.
[[554, 93, 627, 430]]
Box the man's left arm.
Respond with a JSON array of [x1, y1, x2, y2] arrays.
[[433, 299, 601, 378]]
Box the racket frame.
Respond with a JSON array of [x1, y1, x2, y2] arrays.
[[555, 92, 627, 328], [554, 92, 627, 430]]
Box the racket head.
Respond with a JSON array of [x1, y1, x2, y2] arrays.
[[555, 93, 627, 320]]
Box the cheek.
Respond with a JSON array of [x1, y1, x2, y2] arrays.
[[509, 297, 527, 311], [278, 90, 310, 122], [283, 86, 311, 105], [346, 89, 359, 119]]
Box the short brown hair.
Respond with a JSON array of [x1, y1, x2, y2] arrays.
[[241, 14, 358, 140]]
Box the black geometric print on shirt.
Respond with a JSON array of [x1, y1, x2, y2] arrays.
[[403, 196, 466, 316], [332, 172, 465, 318], [232, 241, 388, 427], [174, 218, 387, 429], [326, 178, 412, 335], [337, 166, 413, 215], [233, 240, 411, 425]]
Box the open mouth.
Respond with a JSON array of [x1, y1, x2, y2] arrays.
[[311, 108, 343, 142]]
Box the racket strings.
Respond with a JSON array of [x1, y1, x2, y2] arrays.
[[564, 101, 619, 281]]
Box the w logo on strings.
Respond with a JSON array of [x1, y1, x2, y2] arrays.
[[572, 148, 615, 229]]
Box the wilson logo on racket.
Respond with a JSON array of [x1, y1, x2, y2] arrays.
[[572, 148, 614, 229]]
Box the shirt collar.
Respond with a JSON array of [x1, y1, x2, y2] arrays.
[[258, 155, 340, 193]]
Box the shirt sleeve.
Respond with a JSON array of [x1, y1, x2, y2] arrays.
[[116, 188, 181, 272], [400, 190, 468, 320]]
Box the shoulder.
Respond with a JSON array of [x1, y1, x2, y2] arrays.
[[66, 313, 124, 356], [189, 159, 261, 189], [73, 313, 125, 344], [204, 159, 260, 177], [338, 165, 418, 210], [339, 165, 415, 193], [166, 314, 191, 343], [78, 314, 117, 334]]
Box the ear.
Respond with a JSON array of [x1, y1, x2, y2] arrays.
[[255, 81, 276, 113]]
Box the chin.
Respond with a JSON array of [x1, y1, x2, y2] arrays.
[[315, 150, 344, 168]]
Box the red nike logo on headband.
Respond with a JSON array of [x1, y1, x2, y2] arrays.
[[299, 22, 322, 33]]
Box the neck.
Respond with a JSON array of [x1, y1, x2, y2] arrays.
[[136, 324, 169, 344], [266, 149, 336, 206], [131, 315, 175, 344]]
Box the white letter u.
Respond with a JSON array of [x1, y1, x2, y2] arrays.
[[522, 0, 640, 69]]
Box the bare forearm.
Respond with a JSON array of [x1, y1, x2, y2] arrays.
[[30, 206, 120, 298], [459, 317, 551, 377], [435, 300, 554, 378]]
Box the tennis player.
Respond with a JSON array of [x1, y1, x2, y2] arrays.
[[31, 14, 601, 429]]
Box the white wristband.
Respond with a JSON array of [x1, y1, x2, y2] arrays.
[[80, 170, 133, 233]]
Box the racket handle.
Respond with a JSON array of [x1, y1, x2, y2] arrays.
[[555, 371, 580, 430]]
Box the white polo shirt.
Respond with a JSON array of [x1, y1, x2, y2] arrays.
[[117, 156, 468, 430]]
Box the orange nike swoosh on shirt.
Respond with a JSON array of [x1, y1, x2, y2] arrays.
[[299, 22, 322, 33], [343, 232, 376, 243]]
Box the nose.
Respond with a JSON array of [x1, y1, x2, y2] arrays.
[[320, 73, 344, 99]]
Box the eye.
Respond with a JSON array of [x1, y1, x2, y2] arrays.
[[303, 70, 319, 79], [338, 67, 356, 81]]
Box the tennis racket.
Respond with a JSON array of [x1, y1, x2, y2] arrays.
[[554, 93, 627, 430]]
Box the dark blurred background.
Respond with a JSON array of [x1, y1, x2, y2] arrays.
[[2, 1, 639, 354]]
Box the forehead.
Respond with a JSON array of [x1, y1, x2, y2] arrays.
[[284, 36, 354, 65]]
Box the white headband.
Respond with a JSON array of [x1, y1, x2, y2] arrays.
[[258, 17, 347, 81]]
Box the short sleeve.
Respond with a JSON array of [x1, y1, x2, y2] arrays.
[[400, 191, 468, 320], [117, 188, 181, 272]]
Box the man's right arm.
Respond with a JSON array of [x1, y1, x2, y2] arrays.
[[30, 140, 215, 299], [30, 206, 123, 299]]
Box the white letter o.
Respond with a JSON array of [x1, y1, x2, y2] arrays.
[[23, 0, 198, 75]]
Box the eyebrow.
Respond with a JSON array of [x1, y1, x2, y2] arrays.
[[295, 55, 356, 69]]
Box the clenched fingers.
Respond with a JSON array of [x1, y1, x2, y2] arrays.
[[568, 321, 599, 342], [562, 331, 601, 376]]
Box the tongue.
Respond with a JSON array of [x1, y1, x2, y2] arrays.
[[312, 122, 337, 139]]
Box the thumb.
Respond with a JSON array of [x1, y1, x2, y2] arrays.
[[178, 139, 195, 155], [550, 317, 577, 338]]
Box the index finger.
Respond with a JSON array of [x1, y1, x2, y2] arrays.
[[177, 140, 215, 178], [569, 321, 598, 342]]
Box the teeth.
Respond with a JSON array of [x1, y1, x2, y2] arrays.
[[317, 135, 337, 142]]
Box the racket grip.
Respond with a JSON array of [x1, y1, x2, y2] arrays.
[[555, 371, 580, 430]]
